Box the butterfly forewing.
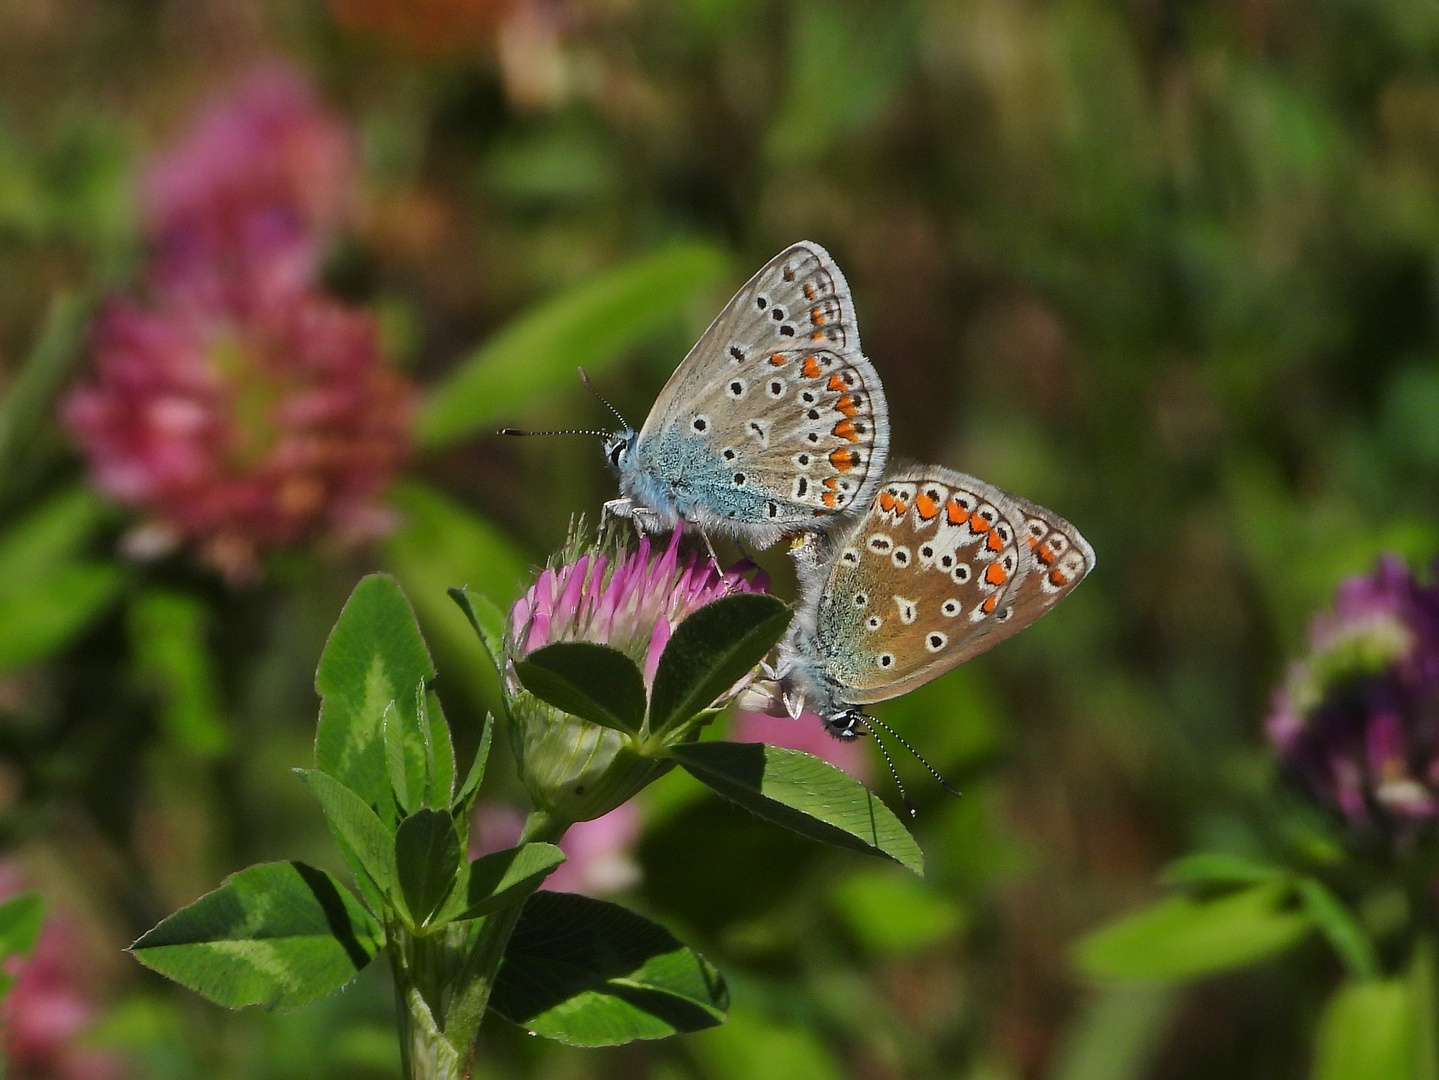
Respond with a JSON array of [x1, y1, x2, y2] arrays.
[[812, 466, 1093, 706], [635, 242, 889, 531]]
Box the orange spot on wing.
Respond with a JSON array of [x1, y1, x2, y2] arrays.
[[985, 563, 1008, 587], [768, 353, 787, 366], [1037, 543, 1056, 565], [810, 330, 824, 341], [803, 283, 816, 300], [982, 596, 998, 614], [1049, 568, 1069, 587], [823, 477, 840, 489], [822, 492, 838, 508], [915, 494, 939, 520], [802, 356, 823, 378], [946, 499, 969, 526], [970, 514, 991, 534], [829, 448, 857, 472], [832, 418, 859, 441], [827, 374, 847, 392], [878, 491, 897, 513], [834, 394, 859, 417], [986, 530, 1005, 552], [811, 307, 826, 325]]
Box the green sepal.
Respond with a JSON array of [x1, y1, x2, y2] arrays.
[[515, 642, 646, 735], [647, 594, 791, 738]]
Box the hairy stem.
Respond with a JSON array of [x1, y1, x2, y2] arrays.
[[440, 808, 569, 1074]]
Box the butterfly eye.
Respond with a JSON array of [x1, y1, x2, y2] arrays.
[[608, 441, 626, 467]]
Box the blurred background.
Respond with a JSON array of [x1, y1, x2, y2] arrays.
[[0, 0, 1437, 1077]]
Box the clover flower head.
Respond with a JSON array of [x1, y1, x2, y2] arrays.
[[1266, 555, 1439, 831], [507, 526, 768, 688], [503, 525, 769, 823]]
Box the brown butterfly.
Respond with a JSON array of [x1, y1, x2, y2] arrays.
[[755, 464, 1094, 803]]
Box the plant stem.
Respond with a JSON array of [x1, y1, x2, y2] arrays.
[[439, 808, 570, 1074]]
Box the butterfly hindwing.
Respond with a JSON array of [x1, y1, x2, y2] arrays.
[[809, 466, 1094, 707], [627, 243, 890, 542]]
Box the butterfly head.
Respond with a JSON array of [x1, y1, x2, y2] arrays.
[[602, 428, 637, 475], [821, 708, 867, 741]]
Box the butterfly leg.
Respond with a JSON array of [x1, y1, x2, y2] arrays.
[[601, 497, 636, 530], [696, 528, 735, 591]]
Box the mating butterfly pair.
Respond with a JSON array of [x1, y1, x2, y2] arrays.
[[597, 242, 1095, 755]]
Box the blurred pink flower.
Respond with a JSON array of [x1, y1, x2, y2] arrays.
[[142, 66, 356, 314], [469, 802, 641, 896], [64, 63, 411, 583], [731, 710, 872, 782], [0, 865, 124, 1080], [64, 291, 414, 583]]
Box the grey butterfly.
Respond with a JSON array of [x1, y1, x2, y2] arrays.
[[601, 241, 891, 550]]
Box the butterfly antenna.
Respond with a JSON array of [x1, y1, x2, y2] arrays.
[[861, 712, 963, 803], [853, 715, 916, 818], [498, 428, 611, 438], [577, 367, 630, 429]]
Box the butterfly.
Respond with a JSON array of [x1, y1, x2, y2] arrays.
[[764, 464, 1094, 753], [599, 241, 891, 550]]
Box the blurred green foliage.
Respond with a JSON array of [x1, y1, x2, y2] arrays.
[[0, 0, 1434, 1077]]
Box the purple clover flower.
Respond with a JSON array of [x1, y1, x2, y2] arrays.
[[503, 527, 768, 823], [508, 528, 767, 685], [1267, 555, 1439, 832]]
